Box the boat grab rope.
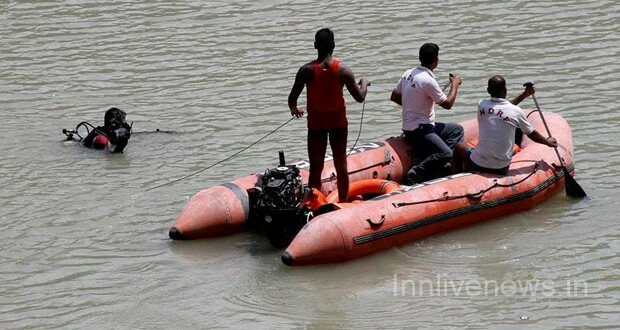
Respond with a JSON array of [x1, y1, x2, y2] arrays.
[[392, 162, 540, 208], [526, 109, 538, 118], [145, 116, 296, 192]]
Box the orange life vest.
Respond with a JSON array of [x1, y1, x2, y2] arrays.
[[306, 59, 347, 130]]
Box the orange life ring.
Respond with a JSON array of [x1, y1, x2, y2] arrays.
[[468, 138, 522, 155], [325, 179, 401, 204], [304, 188, 328, 211]]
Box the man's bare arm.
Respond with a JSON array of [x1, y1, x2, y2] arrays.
[[527, 129, 558, 147], [288, 65, 312, 117], [511, 84, 535, 105], [438, 74, 462, 110], [390, 90, 402, 106], [341, 63, 369, 103]]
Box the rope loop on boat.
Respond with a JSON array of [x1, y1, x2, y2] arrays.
[[467, 190, 485, 199], [366, 215, 385, 228], [392, 162, 540, 208]]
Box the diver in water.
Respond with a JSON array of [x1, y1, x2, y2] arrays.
[[83, 107, 132, 153], [63, 107, 132, 153]]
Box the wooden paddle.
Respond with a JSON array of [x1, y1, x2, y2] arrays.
[[523, 82, 587, 198]]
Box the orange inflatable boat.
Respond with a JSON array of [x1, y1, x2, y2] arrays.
[[169, 134, 415, 240], [283, 112, 577, 265], [170, 112, 578, 266]]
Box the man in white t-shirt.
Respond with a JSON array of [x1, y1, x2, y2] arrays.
[[464, 75, 557, 174], [390, 43, 464, 184]]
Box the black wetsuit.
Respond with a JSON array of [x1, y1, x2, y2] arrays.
[[83, 121, 131, 153]]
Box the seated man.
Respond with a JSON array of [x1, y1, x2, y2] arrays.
[[459, 75, 557, 174], [389, 43, 464, 184], [83, 107, 132, 153]]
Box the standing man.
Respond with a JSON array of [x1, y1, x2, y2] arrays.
[[390, 43, 464, 184], [288, 28, 370, 203], [461, 75, 557, 174]]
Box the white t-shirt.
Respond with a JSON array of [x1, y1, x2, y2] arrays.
[[393, 66, 447, 131], [470, 97, 535, 169]]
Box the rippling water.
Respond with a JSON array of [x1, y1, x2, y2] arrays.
[[1, 1, 618, 328]]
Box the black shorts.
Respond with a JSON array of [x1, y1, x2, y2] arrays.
[[467, 148, 510, 175], [308, 127, 347, 138]]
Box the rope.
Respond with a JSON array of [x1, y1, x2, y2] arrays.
[[392, 163, 540, 208], [526, 109, 538, 119], [347, 99, 365, 157], [146, 93, 367, 192], [145, 116, 295, 192]]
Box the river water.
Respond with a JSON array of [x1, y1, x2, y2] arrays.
[[1, 1, 619, 328]]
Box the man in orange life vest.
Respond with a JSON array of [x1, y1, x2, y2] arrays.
[[288, 28, 370, 203]]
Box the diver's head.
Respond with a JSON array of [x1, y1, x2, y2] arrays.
[[104, 107, 131, 153], [104, 107, 127, 128]]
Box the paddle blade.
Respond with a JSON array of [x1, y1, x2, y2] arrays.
[[563, 167, 587, 198]]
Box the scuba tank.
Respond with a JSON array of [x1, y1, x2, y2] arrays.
[[61, 120, 132, 153]]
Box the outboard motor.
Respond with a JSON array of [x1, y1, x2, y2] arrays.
[[254, 152, 311, 248]]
